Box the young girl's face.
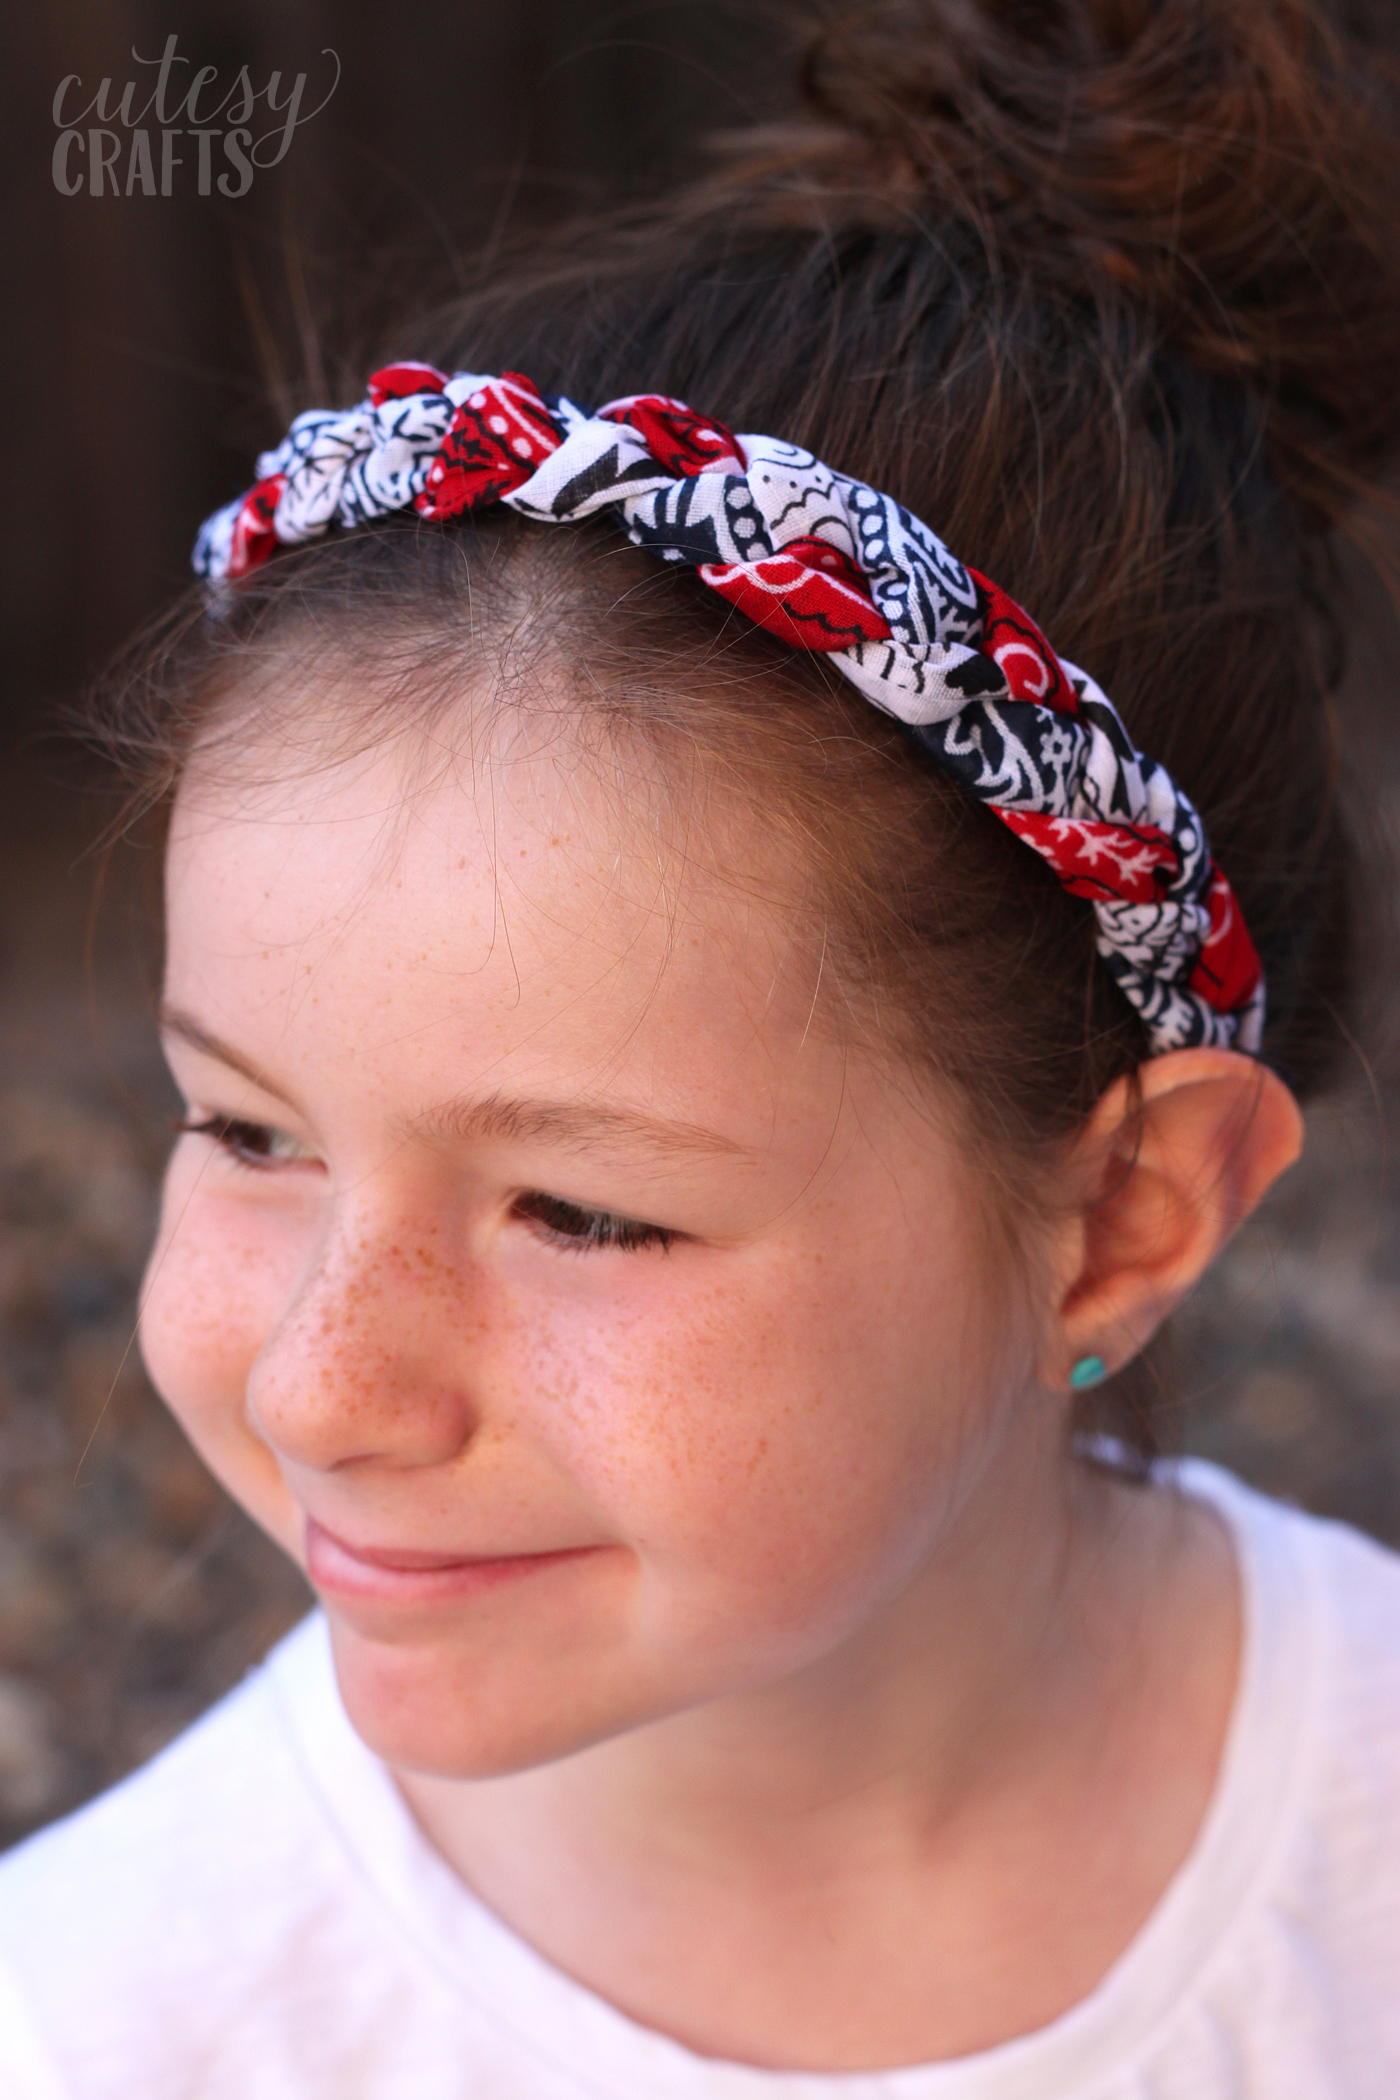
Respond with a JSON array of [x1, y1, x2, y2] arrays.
[[142, 705, 1050, 1778]]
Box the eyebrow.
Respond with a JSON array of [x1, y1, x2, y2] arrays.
[[159, 1005, 748, 1163], [416, 1092, 749, 1162], [161, 1005, 300, 1108]]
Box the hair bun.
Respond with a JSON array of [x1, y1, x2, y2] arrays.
[[727, 0, 1400, 525]]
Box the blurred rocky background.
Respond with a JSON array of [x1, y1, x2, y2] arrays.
[[2, 1, 1399, 1850]]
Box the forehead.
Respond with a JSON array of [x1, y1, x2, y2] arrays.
[[164, 716, 833, 1123]]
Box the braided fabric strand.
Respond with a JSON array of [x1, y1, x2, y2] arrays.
[[193, 362, 1265, 1057]]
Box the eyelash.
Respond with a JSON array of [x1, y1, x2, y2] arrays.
[[177, 1114, 307, 1167], [512, 1191, 675, 1255], [177, 1117, 675, 1254]]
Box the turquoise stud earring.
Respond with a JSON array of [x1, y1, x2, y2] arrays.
[[1069, 1355, 1107, 1391]]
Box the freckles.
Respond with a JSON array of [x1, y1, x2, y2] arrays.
[[609, 1274, 908, 1582], [306, 1287, 381, 1428], [519, 1331, 634, 1482], [746, 1435, 771, 1478], [521, 1277, 802, 1529], [578, 1287, 864, 1611], [284, 1225, 490, 1426]]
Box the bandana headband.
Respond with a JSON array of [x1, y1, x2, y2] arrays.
[[193, 361, 1265, 1058]]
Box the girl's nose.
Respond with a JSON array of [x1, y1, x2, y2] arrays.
[[246, 1209, 484, 1474]]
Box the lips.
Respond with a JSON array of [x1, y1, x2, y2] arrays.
[[304, 1517, 600, 1604]]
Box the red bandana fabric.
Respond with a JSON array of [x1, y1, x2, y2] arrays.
[[193, 365, 1265, 1056]]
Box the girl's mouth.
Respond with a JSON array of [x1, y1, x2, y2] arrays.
[[304, 1518, 602, 1603]]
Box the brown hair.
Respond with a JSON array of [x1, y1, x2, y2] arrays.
[[90, 0, 1400, 1454]]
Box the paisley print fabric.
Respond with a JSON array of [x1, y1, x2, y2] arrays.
[[192, 364, 1265, 1056]]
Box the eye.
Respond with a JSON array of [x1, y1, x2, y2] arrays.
[[177, 1114, 319, 1171], [514, 1190, 675, 1254]]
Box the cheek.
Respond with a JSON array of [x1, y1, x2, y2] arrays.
[[513, 1226, 1006, 1641], [139, 1152, 309, 1471]]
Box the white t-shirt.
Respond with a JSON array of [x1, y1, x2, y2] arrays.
[[0, 1459, 1397, 2099]]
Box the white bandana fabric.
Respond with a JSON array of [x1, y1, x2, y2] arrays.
[[193, 363, 1265, 1057]]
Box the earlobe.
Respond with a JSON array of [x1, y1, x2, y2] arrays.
[[1049, 1049, 1303, 1389]]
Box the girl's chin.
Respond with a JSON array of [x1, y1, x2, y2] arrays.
[[325, 1620, 649, 1779]]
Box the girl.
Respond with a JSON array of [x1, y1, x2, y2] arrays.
[[2, 2, 1398, 2093]]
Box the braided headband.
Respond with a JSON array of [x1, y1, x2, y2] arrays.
[[193, 361, 1264, 1057]]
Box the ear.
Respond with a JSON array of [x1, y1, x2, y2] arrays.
[[1044, 1049, 1304, 1389]]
